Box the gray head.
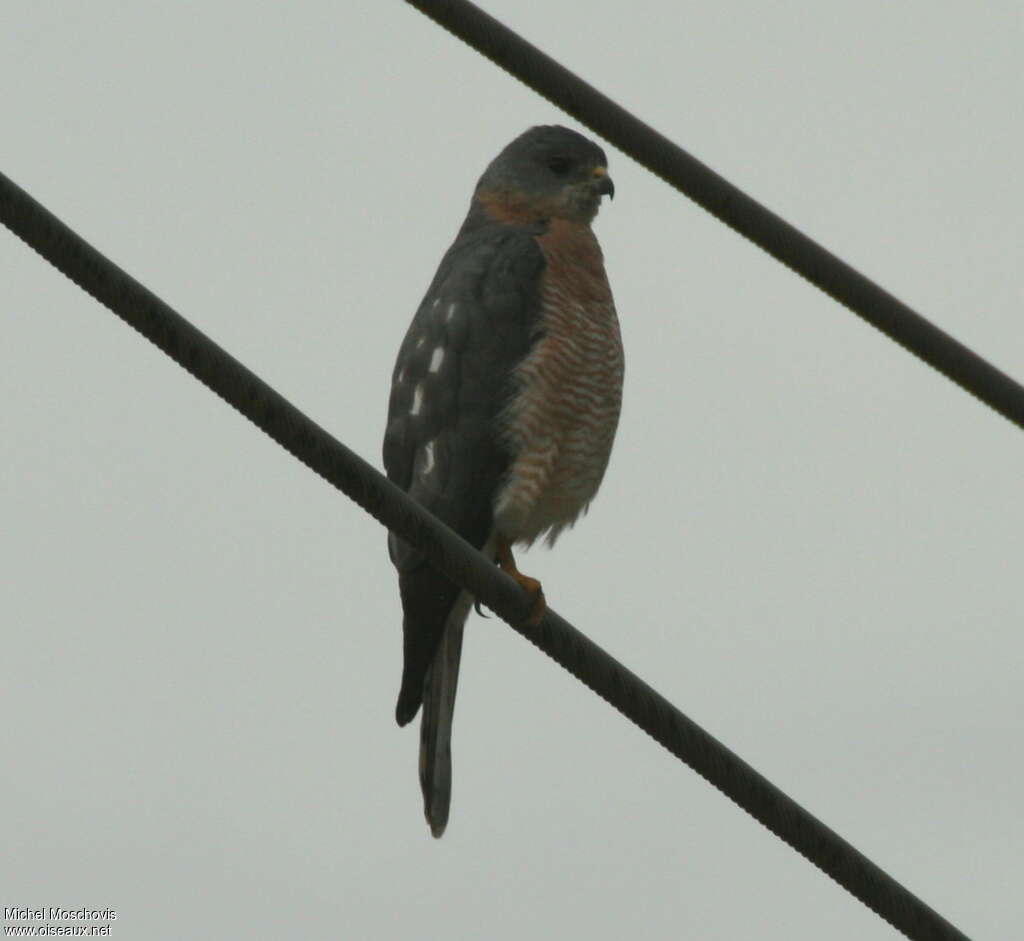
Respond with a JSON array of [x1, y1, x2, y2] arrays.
[[474, 125, 614, 225]]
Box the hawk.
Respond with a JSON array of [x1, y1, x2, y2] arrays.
[[383, 125, 623, 837]]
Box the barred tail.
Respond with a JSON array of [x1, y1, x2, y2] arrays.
[[418, 590, 471, 837]]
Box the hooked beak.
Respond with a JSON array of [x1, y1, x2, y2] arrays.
[[591, 166, 615, 200]]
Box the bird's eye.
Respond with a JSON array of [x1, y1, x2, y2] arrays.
[[547, 156, 572, 176]]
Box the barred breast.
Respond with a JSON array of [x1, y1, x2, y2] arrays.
[[494, 219, 624, 546]]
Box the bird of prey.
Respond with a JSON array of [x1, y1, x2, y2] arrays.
[[383, 125, 623, 837]]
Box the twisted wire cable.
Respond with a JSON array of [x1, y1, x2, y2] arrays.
[[2, 170, 971, 940], [405, 0, 1024, 434]]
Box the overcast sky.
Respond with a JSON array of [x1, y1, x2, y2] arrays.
[[2, 2, 1021, 939]]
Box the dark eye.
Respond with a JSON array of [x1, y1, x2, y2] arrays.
[[547, 156, 572, 176]]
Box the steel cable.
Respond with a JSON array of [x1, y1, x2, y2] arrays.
[[404, 0, 1024, 434], [2, 170, 971, 940]]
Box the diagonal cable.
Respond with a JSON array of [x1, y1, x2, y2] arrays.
[[404, 0, 1024, 434], [1, 172, 971, 941]]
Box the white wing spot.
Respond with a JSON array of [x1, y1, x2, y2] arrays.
[[445, 302, 457, 323], [421, 440, 436, 475], [395, 367, 406, 385], [432, 297, 441, 309], [410, 383, 424, 416], [429, 346, 445, 373], [415, 335, 426, 350]]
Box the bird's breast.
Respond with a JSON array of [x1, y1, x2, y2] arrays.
[[494, 220, 624, 546]]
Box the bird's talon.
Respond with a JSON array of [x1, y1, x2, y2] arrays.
[[524, 584, 546, 626], [509, 571, 545, 625], [496, 540, 546, 625]]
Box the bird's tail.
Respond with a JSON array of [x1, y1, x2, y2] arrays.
[[418, 590, 471, 838]]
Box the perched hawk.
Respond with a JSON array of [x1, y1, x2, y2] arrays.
[[383, 125, 623, 837]]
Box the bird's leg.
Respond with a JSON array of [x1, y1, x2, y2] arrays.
[[495, 538, 546, 626]]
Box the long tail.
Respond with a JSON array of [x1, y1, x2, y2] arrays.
[[418, 590, 471, 838]]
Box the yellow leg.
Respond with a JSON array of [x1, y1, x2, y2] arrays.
[[495, 538, 547, 626]]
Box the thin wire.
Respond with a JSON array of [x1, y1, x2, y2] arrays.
[[1, 171, 971, 941], [404, 0, 1024, 435]]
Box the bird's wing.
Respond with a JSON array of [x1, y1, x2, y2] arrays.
[[383, 221, 545, 835]]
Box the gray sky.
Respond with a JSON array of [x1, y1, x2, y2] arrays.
[[2, 2, 1020, 939]]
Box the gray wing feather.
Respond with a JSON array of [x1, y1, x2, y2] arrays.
[[383, 220, 545, 835]]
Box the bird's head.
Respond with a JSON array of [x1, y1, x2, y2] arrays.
[[474, 125, 614, 225]]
